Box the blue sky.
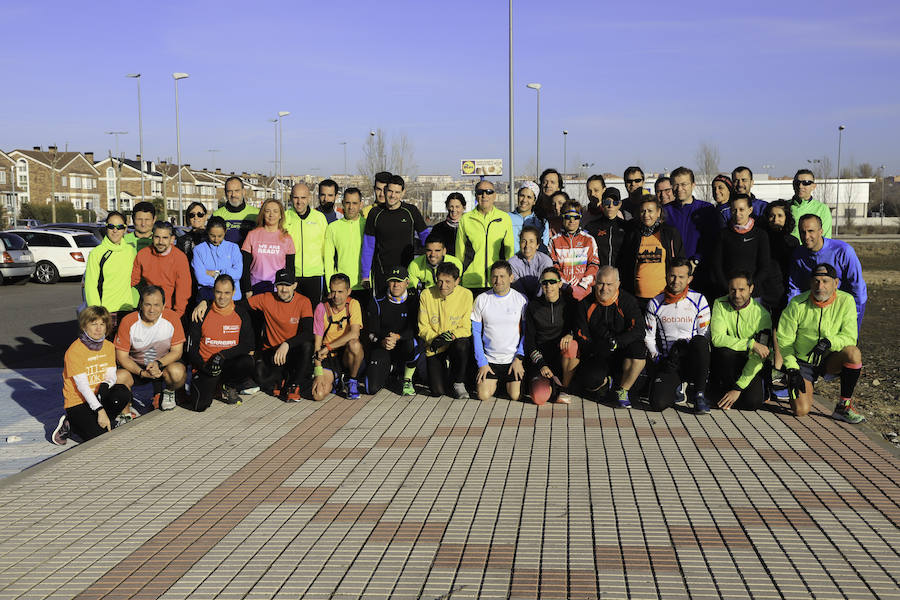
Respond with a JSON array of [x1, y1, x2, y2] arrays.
[[2, 0, 897, 178]]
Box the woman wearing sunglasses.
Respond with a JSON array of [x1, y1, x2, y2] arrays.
[[523, 267, 579, 404], [176, 201, 209, 263], [82, 211, 139, 332]]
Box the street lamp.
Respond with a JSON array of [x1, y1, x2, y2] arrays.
[[126, 74, 145, 201], [880, 164, 886, 227], [835, 125, 845, 235], [526, 83, 542, 180], [207, 149, 220, 170], [562, 130, 568, 178], [269, 118, 278, 199], [173, 72, 189, 226], [339, 142, 348, 176], [278, 111, 290, 202], [508, 0, 514, 210]]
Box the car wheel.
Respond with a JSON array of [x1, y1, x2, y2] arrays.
[[34, 261, 59, 284]]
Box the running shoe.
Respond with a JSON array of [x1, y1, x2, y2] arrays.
[[346, 378, 360, 400], [555, 391, 573, 404], [114, 410, 135, 428], [451, 383, 470, 400], [832, 399, 865, 424], [614, 387, 632, 409], [401, 378, 415, 396], [221, 384, 241, 405], [674, 382, 688, 407], [694, 391, 711, 415], [51, 415, 70, 446], [284, 383, 302, 402], [239, 380, 260, 396], [160, 389, 176, 411]]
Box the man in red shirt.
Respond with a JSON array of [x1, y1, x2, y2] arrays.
[[187, 275, 255, 410], [247, 268, 315, 401], [131, 221, 192, 317]]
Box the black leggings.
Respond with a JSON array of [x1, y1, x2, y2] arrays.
[[297, 276, 324, 305], [425, 337, 470, 397], [710, 346, 765, 410], [65, 384, 132, 441], [255, 342, 314, 391], [189, 355, 254, 412], [365, 339, 420, 394], [648, 336, 710, 412]]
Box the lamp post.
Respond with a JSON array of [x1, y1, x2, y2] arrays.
[[562, 130, 568, 178], [880, 164, 886, 227], [173, 72, 189, 226], [526, 83, 542, 180], [508, 0, 514, 210], [835, 125, 845, 235], [126, 74, 144, 201], [340, 142, 348, 175], [278, 111, 290, 202], [207, 149, 220, 170], [269, 118, 278, 199]]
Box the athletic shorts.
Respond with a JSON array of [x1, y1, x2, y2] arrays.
[[486, 362, 523, 384], [798, 355, 832, 383], [320, 350, 345, 381]]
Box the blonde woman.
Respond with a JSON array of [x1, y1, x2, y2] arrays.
[[241, 199, 295, 297]]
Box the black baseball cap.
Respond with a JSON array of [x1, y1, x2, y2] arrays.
[[602, 188, 621, 203], [812, 263, 838, 279], [386, 267, 408, 282], [274, 268, 296, 285]]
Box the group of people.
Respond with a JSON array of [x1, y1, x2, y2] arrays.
[[53, 164, 870, 446]]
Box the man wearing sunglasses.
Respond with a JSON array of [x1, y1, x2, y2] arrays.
[[84, 211, 139, 327], [455, 180, 515, 295], [583, 186, 629, 268], [548, 201, 600, 301], [788, 169, 832, 240], [622, 166, 647, 217]]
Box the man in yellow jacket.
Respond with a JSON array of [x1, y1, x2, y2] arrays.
[[285, 182, 328, 303], [418, 262, 473, 398], [455, 180, 515, 293]]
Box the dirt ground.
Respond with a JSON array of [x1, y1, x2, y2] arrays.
[[814, 241, 900, 447]]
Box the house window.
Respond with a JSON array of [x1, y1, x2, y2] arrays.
[[107, 199, 116, 211], [73, 198, 82, 209], [61, 175, 68, 187], [71, 176, 81, 189], [106, 167, 116, 200], [151, 181, 162, 195], [0, 170, 6, 184], [17, 159, 28, 189]]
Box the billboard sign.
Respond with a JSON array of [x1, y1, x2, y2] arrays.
[[460, 159, 503, 176]]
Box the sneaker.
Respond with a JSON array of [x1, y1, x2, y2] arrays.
[[346, 378, 360, 400], [614, 387, 632, 409], [451, 382, 470, 399], [401, 378, 416, 396], [555, 391, 573, 405], [284, 383, 302, 402], [771, 368, 785, 386], [832, 399, 865, 424], [694, 391, 710, 415], [239, 381, 260, 396], [674, 382, 688, 407], [160, 389, 176, 411], [221, 384, 241, 405], [52, 415, 70, 445], [114, 411, 134, 428]]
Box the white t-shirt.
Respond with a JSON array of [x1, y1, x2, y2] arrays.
[[471, 288, 527, 364]]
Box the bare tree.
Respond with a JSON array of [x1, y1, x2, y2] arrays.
[[809, 155, 833, 204], [358, 129, 417, 181], [694, 142, 720, 202]]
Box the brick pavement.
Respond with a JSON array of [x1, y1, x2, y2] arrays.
[[0, 389, 898, 599]]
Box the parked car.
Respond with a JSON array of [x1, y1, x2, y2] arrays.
[[7, 228, 99, 284], [0, 232, 36, 284], [13, 219, 42, 229], [42, 222, 107, 241]]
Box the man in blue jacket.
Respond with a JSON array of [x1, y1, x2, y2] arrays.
[[664, 166, 719, 294], [787, 214, 867, 329]]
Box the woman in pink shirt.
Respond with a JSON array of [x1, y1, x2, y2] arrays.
[[241, 199, 295, 297]]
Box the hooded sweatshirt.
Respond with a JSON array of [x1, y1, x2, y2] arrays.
[[84, 236, 138, 312]]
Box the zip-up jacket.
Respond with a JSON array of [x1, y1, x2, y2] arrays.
[[508, 210, 550, 250], [710, 221, 773, 302], [524, 293, 576, 369], [777, 290, 857, 371], [710, 296, 772, 389], [584, 215, 629, 267], [574, 290, 644, 359], [213, 201, 259, 246], [789, 196, 832, 240], [367, 291, 419, 343], [361, 202, 429, 280], [664, 198, 719, 262], [124, 232, 153, 254], [548, 229, 600, 300], [645, 289, 711, 359], [84, 236, 138, 312], [324, 216, 365, 290], [131, 246, 192, 317], [407, 254, 463, 291], [285, 205, 327, 277], [418, 285, 473, 356], [191, 240, 243, 300], [787, 237, 867, 325], [455, 207, 515, 289]]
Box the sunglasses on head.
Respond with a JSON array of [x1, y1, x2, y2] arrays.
[[625, 178, 644, 185], [475, 189, 495, 196], [189, 211, 206, 218], [540, 279, 560, 286], [106, 223, 126, 231], [796, 180, 815, 186]]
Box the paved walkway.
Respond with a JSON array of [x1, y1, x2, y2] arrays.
[[0, 387, 898, 599]]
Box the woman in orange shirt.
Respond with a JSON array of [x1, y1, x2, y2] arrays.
[[52, 306, 133, 445]]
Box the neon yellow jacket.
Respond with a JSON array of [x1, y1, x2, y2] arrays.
[[84, 236, 138, 312], [285, 207, 327, 277], [455, 207, 515, 289], [407, 254, 463, 291], [418, 285, 473, 356], [777, 290, 857, 371], [324, 216, 365, 290], [710, 297, 772, 389]]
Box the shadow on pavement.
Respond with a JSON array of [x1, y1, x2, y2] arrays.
[[0, 320, 78, 370], [4, 374, 61, 442]]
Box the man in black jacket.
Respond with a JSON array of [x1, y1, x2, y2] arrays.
[[584, 187, 630, 267], [574, 266, 646, 408], [364, 267, 421, 395]]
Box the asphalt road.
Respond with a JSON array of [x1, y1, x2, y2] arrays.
[[0, 279, 84, 368]]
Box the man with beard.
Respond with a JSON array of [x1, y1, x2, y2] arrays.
[[131, 221, 192, 318], [316, 179, 342, 223], [622, 166, 647, 217]]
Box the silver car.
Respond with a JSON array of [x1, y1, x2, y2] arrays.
[[0, 232, 36, 285]]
